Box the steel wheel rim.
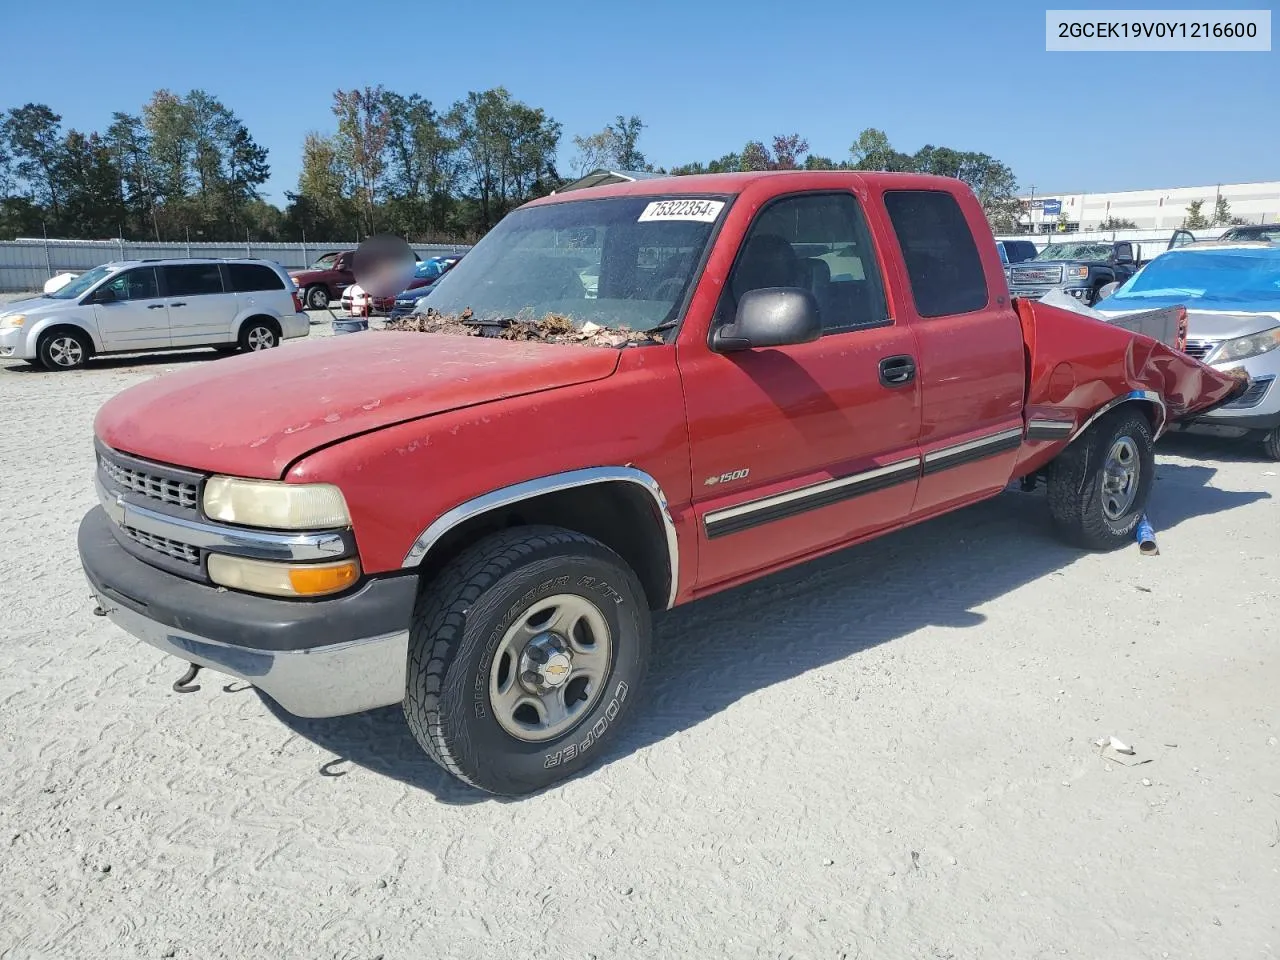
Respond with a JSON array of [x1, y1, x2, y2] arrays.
[[1101, 435, 1141, 520], [247, 327, 275, 350], [489, 593, 613, 743], [48, 336, 83, 367]]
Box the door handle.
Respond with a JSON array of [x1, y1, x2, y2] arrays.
[[170, 302, 187, 308], [879, 355, 916, 387], [147, 304, 165, 310]]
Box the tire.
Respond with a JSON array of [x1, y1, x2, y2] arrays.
[[305, 285, 329, 310], [237, 318, 280, 353], [403, 525, 651, 796], [1263, 428, 1280, 461], [37, 328, 91, 371], [1048, 406, 1155, 549], [1088, 284, 1106, 305]]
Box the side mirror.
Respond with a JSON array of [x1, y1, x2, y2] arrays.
[[95, 287, 118, 304], [1096, 281, 1120, 302], [712, 287, 822, 353]]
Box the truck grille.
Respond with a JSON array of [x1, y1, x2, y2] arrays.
[[1183, 339, 1217, 361], [1224, 375, 1274, 410], [99, 454, 199, 510], [121, 525, 201, 565], [97, 444, 207, 577], [1010, 265, 1064, 285]]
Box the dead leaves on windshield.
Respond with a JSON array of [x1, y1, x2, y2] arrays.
[[379, 308, 665, 346]]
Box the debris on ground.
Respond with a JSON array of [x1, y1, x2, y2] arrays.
[[1094, 735, 1154, 766], [1137, 515, 1159, 556], [380, 308, 665, 346]]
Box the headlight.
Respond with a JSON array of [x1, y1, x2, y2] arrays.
[[1210, 328, 1280, 364], [0, 314, 26, 328], [208, 555, 360, 597], [1067, 266, 1089, 280], [202, 477, 350, 529]]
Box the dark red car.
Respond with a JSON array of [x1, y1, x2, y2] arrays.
[[289, 251, 355, 310]]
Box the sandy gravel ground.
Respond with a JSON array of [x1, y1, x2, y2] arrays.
[[1, 299, 1277, 959]]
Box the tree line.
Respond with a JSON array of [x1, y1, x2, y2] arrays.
[[1, 89, 1032, 243]]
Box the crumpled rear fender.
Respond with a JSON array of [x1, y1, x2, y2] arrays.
[[1011, 298, 1248, 476]]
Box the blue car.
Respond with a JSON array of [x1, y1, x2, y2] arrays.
[[388, 256, 463, 319]]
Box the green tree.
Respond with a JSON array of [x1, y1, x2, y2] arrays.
[[447, 87, 560, 233], [849, 127, 913, 172], [1212, 194, 1232, 227], [1184, 199, 1209, 229], [57, 130, 126, 238], [287, 132, 355, 240], [104, 112, 161, 240], [1098, 216, 1137, 229], [1, 103, 66, 220], [332, 85, 392, 235], [571, 114, 647, 175]]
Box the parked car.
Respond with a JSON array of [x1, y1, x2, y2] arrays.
[[386, 256, 465, 319], [1007, 240, 1138, 304], [1217, 224, 1280, 243], [0, 258, 308, 371], [1095, 242, 1280, 458], [289, 250, 355, 310], [78, 171, 1241, 795]]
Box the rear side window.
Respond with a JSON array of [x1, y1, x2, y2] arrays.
[[884, 190, 988, 317], [228, 263, 285, 292], [164, 264, 225, 297]]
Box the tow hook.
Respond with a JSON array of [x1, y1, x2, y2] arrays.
[[172, 663, 202, 694]]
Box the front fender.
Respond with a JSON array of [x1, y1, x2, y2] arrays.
[[27, 313, 104, 355]]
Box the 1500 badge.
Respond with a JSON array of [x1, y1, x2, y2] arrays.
[[704, 468, 750, 486]]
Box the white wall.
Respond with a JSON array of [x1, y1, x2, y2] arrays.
[[1019, 180, 1280, 231]]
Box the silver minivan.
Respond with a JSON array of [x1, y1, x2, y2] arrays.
[[0, 258, 310, 371]]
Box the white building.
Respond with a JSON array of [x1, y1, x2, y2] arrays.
[[1019, 180, 1280, 233]]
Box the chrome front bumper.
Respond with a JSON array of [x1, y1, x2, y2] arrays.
[[89, 583, 409, 718]]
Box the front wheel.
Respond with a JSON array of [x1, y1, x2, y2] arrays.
[[403, 526, 651, 795], [305, 285, 329, 310], [1047, 407, 1155, 549], [238, 319, 280, 352], [37, 329, 91, 371]]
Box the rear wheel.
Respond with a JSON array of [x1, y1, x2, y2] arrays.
[[1048, 407, 1155, 549], [305, 285, 329, 310], [238, 319, 280, 353], [37, 329, 91, 371], [403, 525, 650, 795]]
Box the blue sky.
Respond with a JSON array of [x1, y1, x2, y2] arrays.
[[5, 0, 1276, 203]]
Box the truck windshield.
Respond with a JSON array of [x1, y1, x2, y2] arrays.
[[1037, 243, 1113, 260], [417, 196, 727, 333], [1109, 249, 1280, 304], [46, 265, 114, 300]]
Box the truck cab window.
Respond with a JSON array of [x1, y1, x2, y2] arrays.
[[719, 192, 888, 334], [884, 190, 989, 318]]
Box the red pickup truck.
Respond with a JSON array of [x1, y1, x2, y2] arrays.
[[78, 172, 1243, 795], [288, 250, 355, 310]]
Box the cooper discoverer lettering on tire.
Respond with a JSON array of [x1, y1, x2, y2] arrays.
[[403, 525, 650, 796]]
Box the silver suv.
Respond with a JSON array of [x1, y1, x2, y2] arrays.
[[0, 258, 309, 371]]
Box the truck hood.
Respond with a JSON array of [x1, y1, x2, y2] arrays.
[[95, 334, 622, 478]]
